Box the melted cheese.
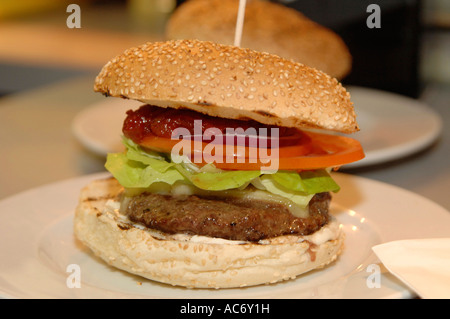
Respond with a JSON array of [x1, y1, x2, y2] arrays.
[[169, 182, 310, 218]]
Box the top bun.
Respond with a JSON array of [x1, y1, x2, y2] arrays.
[[166, 0, 352, 80], [94, 39, 358, 133]]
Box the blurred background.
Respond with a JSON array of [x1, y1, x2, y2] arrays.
[[0, 0, 448, 98], [275, 0, 449, 98]]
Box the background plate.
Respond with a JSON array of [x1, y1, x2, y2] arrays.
[[343, 86, 442, 168], [72, 98, 142, 156]]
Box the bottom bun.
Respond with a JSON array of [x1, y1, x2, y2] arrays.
[[74, 177, 344, 289]]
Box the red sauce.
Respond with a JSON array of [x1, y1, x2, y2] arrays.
[[122, 104, 294, 143], [306, 241, 317, 262]]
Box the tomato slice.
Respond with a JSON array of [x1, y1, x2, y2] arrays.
[[214, 131, 365, 170], [139, 130, 314, 160], [138, 130, 364, 171]]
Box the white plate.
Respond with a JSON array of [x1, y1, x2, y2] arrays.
[[71, 98, 142, 156], [72, 87, 443, 168], [1, 172, 449, 299], [343, 86, 443, 168]]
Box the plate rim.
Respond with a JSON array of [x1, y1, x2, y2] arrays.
[[342, 86, 443, 169], [0, 172, 449, 299]]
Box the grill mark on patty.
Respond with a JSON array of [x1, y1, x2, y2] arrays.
[[123, 192, 331, 242], [84, 195, 116, 202]]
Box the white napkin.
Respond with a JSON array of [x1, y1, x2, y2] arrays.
[[372, 238, 450, 299]]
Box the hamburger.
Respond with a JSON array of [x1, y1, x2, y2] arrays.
[[166, 0, 352, 80], [74, 39, 364, 288]]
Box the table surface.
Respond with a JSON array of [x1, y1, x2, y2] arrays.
[[0, 76, 449, 213]]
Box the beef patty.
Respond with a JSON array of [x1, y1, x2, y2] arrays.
[[122, 192, 331, 242]]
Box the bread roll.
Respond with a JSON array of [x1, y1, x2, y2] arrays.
[[74, 177, 344, 288], [94, 39, 358, 133], [166, 0, 352, 80]]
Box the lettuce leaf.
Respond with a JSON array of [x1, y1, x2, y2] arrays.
[[271, 170, 340, 194], [298, 170, 340, 194], [176, 164, 261, 191], [105, 153, 185, 188], [122, 137, 173, 172], [105, 137, 341, 203], [258, 175, 314, 208]]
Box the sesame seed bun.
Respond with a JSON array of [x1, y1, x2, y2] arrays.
[[74, 177, 344, 289], [166, 0, 352, 80], [94, 39, 358, 133]]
